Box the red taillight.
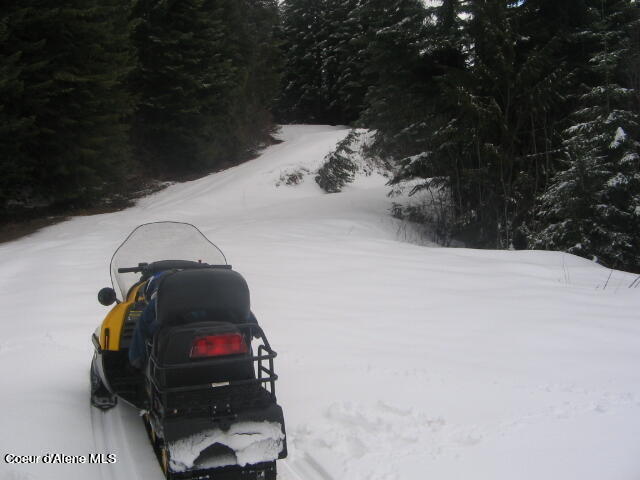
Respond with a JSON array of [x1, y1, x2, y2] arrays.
[[190, 333, 248, 359]]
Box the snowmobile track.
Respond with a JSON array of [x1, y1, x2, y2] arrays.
[[281, 453, 335, 480], [90, 405, 117, 480], [90, 403, 162, 480]]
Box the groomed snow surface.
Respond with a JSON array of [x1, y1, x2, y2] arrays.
[[1, 125, 639, 480]]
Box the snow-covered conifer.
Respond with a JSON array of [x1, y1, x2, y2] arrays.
[[531, 0, 640, 271], [277, 0, 327, 122]]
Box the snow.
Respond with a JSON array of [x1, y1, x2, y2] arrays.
[[1, 125, 640, 480], [606, 172, 628, 188], [169, 421, 285, 471], [610, 127, 626, 149], [622, 152, 639, 164]]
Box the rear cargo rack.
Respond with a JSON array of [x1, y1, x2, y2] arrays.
[[148, 324, 279, 398]]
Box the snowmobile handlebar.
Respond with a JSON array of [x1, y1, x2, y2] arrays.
[[117, 261, 230, 276], [117, 263, 149, 274]]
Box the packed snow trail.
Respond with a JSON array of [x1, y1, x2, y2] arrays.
[[1, 125, 640, 480]]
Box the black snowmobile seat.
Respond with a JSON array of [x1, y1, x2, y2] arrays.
[[156, 268, 251, 326]]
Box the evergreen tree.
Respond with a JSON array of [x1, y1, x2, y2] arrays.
[[531, 0, 640, 271], [131, 0, 279, 174], [389, 0, 597, 247], [278, 0, 367, 124], [360, 0, 468, 163], [315, 130, 360, 192], [1, 0, 133, 213], [319, 0, 366, 124], [356, 0, 430, 156], [0, 12, 34, 208], [131, 0, 233, 172], [232, 0, 282, 151], [277, 0, 326, 122]]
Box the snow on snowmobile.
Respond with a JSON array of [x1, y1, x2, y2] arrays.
[[90, 221, 287, 480]]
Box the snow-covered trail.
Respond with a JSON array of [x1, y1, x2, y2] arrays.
[[1, 125, 640, 480]]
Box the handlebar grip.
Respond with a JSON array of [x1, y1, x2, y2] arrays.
[[117, 266, 140, 273]]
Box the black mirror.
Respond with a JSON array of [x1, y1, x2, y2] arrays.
[[98, 287, 117, 306]]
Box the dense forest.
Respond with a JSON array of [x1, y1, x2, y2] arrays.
[[1, 0, 639, 271], [1, 0, 280, 217], [279, 0, 640, 272]]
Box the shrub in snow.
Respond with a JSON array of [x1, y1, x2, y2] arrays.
[[276, 167, 310, 187], [391, 192, 456, 247], [315, 130, 361, 193]]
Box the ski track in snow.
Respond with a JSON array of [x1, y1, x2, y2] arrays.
[[2, 125, 640, 480], [281, 453, 336, 480], [89, 403, 161, 480]]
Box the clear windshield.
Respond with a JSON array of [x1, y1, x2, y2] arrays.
[[110, 222, 227, 300]]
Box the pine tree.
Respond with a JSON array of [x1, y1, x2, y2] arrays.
[[278, 0, 369, 124], [235, 0, 281, 145], [1, 0, 133, 213], [315, 130, 360, 192], [132, 0, 228, 172], [356, 0, 430, 155], [388, 0, 599, 248], [277, 0, 327, 122], [0, 11, 35, 209], [131, 0, 279, 173], [319, 0, 366, 124], [531, 0, 640, 271]]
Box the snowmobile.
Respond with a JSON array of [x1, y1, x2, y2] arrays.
[[90, 222, 287, 480]]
